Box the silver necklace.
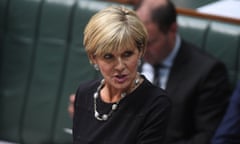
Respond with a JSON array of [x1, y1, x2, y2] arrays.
[[93, 76, 140, 121]]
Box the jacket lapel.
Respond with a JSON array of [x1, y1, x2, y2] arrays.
[[166, 40, 189, 98]]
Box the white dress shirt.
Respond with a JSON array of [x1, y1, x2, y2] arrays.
[[141, 34, 181, 89]]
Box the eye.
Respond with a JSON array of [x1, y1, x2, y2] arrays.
[[123, 51, 134, 57], [103, 53, 113, 60]]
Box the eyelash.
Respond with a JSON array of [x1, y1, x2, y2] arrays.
[[124, 51, 133, 57], [103, 51, 134, 60], [103, 54, 113, 59]]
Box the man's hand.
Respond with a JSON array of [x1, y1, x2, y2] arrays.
[[68, 94, 75, 118]]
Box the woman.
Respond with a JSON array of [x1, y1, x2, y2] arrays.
[[73, 6, 171, 144]]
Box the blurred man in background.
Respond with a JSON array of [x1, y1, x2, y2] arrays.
[[135, 0, 231, 143]]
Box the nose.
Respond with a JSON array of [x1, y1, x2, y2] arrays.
[[115, 57, 125, 71]]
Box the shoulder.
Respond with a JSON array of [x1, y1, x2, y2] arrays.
[[138, 75, 171, 108], [179, 40, 227, 72], [75, 79, 100, 102], [76, 79, 99, 93], [141, 75, 167, 95]]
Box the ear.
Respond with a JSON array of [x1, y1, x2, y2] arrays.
[[167, 22, 177, 41], [88, 54, 96, 64], [139, 50, 145, 59], [138, 43, 146, 58], [169, 22, 177, 34]]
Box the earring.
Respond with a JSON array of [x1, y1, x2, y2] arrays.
[[94, 64, 99, 71], [138, 59, 141, 66]]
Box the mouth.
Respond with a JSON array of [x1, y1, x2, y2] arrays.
[[114, 74, 128, 83]]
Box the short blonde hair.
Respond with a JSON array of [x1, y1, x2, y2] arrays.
[[83, 6, 148, 62]]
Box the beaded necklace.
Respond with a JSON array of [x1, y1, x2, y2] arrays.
[[93, 76, 140, 121]]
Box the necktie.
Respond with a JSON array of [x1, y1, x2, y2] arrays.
[[153, 64, 161, 87]]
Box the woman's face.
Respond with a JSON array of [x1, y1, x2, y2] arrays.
[[92, 47, 142, 92]]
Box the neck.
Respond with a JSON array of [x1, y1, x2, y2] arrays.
[[100, 73, 141, 103], [100, 88, 122, 103]]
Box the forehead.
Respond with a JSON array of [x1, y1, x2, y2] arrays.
[[137, 0, 167, 23], [102, 46, 137, 54], [94, 40, 138, 56], [136, 6, 151, 23], [146, 22, 160, 35], [142, 0, 167, 9]]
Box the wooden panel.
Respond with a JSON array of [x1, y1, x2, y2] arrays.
[[177, 8, 240, 25]]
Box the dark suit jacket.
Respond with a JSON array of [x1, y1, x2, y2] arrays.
[[211, 81, 240, 144], [141, 40, 231, 144]]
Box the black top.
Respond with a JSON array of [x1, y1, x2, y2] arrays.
[[73, 75, 171, 144]]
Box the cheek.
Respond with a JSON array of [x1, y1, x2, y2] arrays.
[[148, 44, 162, 55], [127, 59, 138, 70], [154, 40, 166, 53], [98, 62, 112, 73]]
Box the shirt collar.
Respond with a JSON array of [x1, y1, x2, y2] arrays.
[[162, 34, 181, 68]]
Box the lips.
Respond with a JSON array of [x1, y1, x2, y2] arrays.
[[114, 74, 127, 83]]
